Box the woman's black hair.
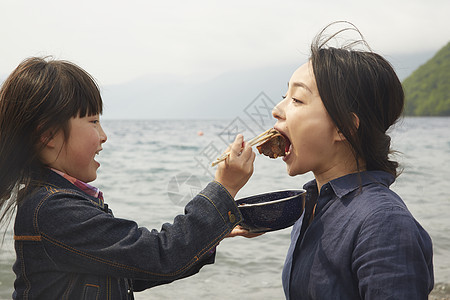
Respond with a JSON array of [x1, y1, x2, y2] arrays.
[[310, 21, 404, 177]]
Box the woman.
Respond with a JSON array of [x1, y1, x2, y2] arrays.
[[273, 22, 434, 299]]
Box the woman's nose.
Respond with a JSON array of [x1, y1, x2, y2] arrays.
[[272, 99, 285, 120]]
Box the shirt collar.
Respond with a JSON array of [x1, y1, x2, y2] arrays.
[[50, 168, 104, 201], [303, 170, 395, 199]]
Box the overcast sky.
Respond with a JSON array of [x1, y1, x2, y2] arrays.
[[1, 0, 449, 86]]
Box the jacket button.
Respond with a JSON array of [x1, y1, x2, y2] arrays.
[[228, 211, 236, 223]]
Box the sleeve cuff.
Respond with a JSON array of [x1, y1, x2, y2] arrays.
[[198, 181, 243, 229]]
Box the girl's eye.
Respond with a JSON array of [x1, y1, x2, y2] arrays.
[[282, 95, 287, 99]]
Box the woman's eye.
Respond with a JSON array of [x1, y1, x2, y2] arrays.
[[282, 95, 302, 103]]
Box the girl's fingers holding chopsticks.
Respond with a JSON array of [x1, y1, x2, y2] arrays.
[[228, 134, 245, 159], [228, 135, 255, 175], [211, 135, 242, 167], [240, 140, 256, 164], [214, 134, 254, 197], [211, 128, 276, 166]]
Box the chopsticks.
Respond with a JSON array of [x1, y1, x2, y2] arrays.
[[211, 128, 278, 167]]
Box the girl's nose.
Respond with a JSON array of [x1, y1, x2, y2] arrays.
[[99, 125, 107, 143]]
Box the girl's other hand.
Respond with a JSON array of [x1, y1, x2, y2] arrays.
[[215, 134, 255, 198], [226, 225, 264, 238]]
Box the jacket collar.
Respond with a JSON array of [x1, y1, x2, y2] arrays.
[[44, 169, 106, 210]]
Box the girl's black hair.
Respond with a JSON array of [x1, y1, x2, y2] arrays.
[[0, 57, 103, 231]]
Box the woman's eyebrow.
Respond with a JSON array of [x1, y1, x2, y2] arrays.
[[288, 81, 313, 94]]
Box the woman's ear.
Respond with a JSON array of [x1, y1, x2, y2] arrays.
[[333, 113, 360, 142], [352, 113, 360, 131], [334, 128, 346, 142]]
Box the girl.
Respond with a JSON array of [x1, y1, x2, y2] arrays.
[[0, 57, 256, 299], [273, 22, 434, 299]]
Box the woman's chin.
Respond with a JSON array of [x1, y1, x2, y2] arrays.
[[286, 164, 298, 177], [285, 160, 307, 177], [284, 153, 298, 176]]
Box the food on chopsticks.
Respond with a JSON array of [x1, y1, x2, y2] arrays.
[[211, 128, 287, 166], [256, 132, 287, 159]]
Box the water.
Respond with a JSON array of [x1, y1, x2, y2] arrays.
[[0, 117, 449, 299]]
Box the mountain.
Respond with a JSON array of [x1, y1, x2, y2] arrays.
[[100, 51, 434, 120], [100, 62, 302, 120], [402, 42, 450, 116]]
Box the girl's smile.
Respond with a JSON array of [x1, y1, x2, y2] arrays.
[[42, 114, 107, 183]]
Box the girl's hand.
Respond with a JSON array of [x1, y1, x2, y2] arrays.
[[226, 225, 264, 238], [214, 134, 255, 198]]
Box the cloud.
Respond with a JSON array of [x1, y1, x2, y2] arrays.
[[1, 0, 449, 86]]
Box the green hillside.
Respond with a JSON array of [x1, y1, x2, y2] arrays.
[[402, 42, 450, 116]]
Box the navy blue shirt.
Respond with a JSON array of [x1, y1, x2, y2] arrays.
[[282, 171, 433, 299]]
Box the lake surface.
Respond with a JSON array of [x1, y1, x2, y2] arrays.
[[1, 117, 449, 299]]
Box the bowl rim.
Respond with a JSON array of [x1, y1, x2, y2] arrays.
[[236, 189, 306, 208]]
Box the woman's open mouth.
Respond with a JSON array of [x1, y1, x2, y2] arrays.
[[272, 127, 292, 161], [284, 136, 291, 156], [282, 134, 292, 161]]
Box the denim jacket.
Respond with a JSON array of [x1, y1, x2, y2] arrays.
[[13, 170, 242, 299]]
